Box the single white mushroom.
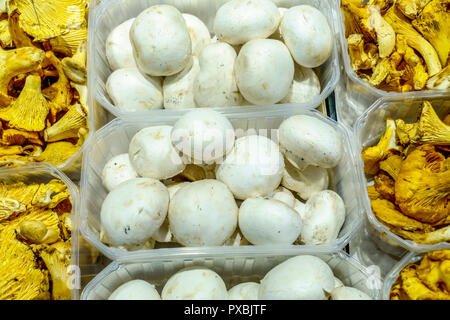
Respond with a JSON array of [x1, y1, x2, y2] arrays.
[[102, 153, 139, 192], [281, 161, 329, 201], [216, 135, 284, 200], [239, 198, 302, 245], [266, 186, 295, 208], [194, 42, 243, 107], [163, 56, 200, 109], [278, 115, 343, 170], [300, 190, 346, 245], [280, 5, 333, 68], [100, 178, 169, 247], [280, 65, 321, 104], [214, 0, 281, 46], [162, 267, 228, 300], [228, 282, 260, 300], [168, 179, 238, 246], [129, 126, 186, 180], [105, 18, 137, 71], [259, 255, 335, 300], [294, 199, 306, 218], [171, 108, 235, 164], [108, 280, 161, 300], [106, 67, 163, 112], [183, 13, 211, 57], [235, 39, 294, 105], [331, 286, 373, 300], [130, 5, 191, 76]]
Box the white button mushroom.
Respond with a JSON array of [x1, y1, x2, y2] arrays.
[[168, 179, 238, 246], [228, 282, 260, 300], [183, 13, 211, 57], [278, 115, 343, 170], [129, 126, 186, 180], [102, 153, 139, 192], [259, 255, 335, 300], [280, 5, 333, 68], [331, 286, 373, 300], [163, 56, 200, 109], [162, 267, 228, 300], [100, 178, 169, 247], [194, 42, 243, 107], [214, 0, 281, 46], [266, 186, 295, 208], [239, 198, 302, 245], [300, 190, 346, 245], [235, 39, 294, 106], [281, 161, 329, 201], [108, 280, 161, 300], [171, 109, 235, 164], [280, 65, 321, 104], [294, 199, 306, 218], [130, 5, 192, 76], [105, 18, 137, 71], [106, 68, 163, 112], [216, 135, 284, 200]]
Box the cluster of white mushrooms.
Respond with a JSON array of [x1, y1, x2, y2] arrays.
[[105, 0, 333, 112], [107, 255, 372, 300], [100, 108, 345, 250]]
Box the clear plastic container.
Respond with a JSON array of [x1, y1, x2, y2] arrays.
[[0, 163, 82, 299], [333, 0, 450, 126], [81, 250, 381, 300], [381, 251, 421, 300], [80, 108, 363, 260], [89, 0, 340, 119], [353, 94, 450, 253]]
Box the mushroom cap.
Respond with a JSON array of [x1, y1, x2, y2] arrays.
[[130, 5, 191, 76], [182, 13, 211, 57], [106, 67, 163, 112], [238, 198, 302, 245], [280, 5, 333, 68], [228, 282, 260, 300], [331, 286, 372, 300], [102, 153, 139, 192], [162, 267, 228, 300], [259, 255, 335, 300], [266, 186, 295, 208], [171, 108, 235, 164], [279, 115, 343, 169], [168, 179, 238, 246], [300, 190, 346, 245], [280, 65, 321, 104], [105, 18, 136, 71], [216, 135, 284, 200], [100, 178, 169, 247], [235, 39, 294, 105], [108, 280, 161, 300], [281, 162, 329, 200], [214, 0, 280, 46], [129, 125, 186, 180]]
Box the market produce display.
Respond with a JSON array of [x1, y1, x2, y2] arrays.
[[105, 255, 373, 300], [98, 110, 347, 251], [0, 0, 89, 167], [0, 178, 73, 300], [104, 1, 332, 112], [341, 0, 449, 92], [362, 101, 450, 244], [390, 250, 450, 300]]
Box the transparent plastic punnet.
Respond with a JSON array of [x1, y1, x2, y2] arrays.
[[354, 94, 450, 253], [80, 108, 363, 260], [81, 250, 381, 300], [333, 0, 450, 125], [90, 0, 340, 119], [0, 163, 81, 300], [382, 251, 421, 300]]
